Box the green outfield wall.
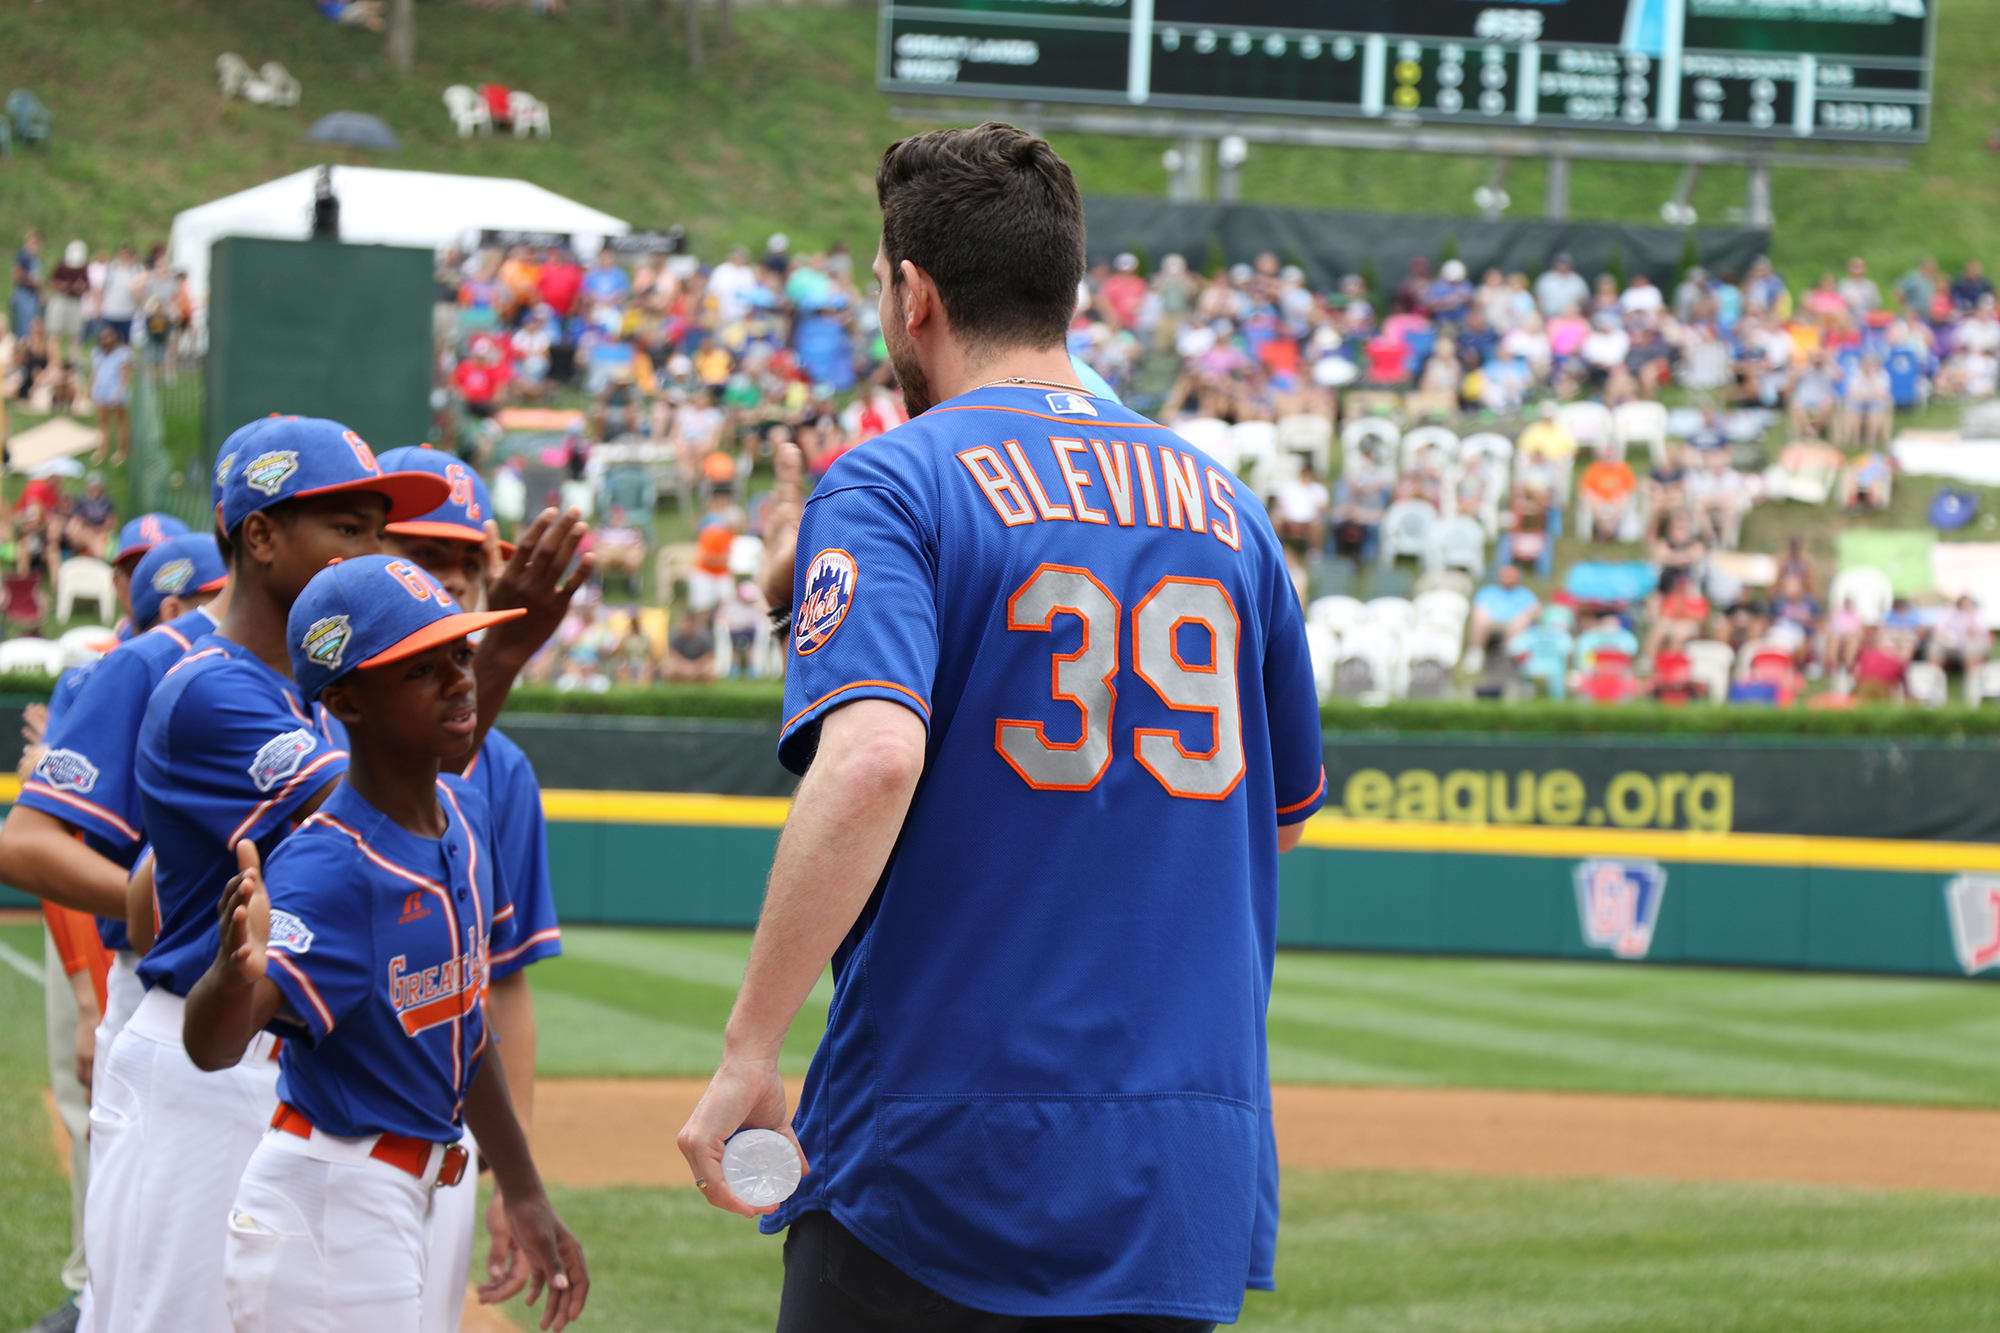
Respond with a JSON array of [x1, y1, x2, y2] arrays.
[[6, 709, 1997, 980]]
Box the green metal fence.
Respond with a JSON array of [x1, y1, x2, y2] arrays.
[[126, 356, 213, 531]]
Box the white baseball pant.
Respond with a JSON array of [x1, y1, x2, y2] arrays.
[[44, 927, 90, 1297], [418, 1126, 481, 1333], [77, 987, 281, 1333], [224, 1124, 455, 1332]]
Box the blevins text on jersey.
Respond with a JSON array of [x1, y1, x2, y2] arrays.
[[958, 437, 1242, 551]]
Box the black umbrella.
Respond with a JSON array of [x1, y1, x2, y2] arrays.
[[305, 111, 401, 152]]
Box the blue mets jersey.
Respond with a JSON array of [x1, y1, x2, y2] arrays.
[[136, 634, 349, 997], [260, 778, 497, 1142], [21, 607, 220, 952], [464, 727, 562, 979], [765, 385, 1326, 1322]]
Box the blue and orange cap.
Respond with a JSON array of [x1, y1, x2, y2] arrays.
[[113, 513, 191, 570], [287, 554, 523, 702], [215, 416, 452, 536], [129, 533, 227, 632], [375, 445, 514, 556]]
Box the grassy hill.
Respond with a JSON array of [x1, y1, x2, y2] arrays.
[[0, 0, 1996, 278]]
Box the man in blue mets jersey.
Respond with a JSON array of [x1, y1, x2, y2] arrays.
[[376, 443, 570, 1332], [181, 553, 587, 1333], [679, 123, 1326, 1330]]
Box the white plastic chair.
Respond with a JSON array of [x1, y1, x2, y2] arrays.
[[1432, 515, 1488, 576], [1305, 624, 1340, 701], [57, 625, 116, 669], [727, 534, 765, 579], [1307, 595, 1365, 637], [1176, 417, 1236, 472], [1827, 567, 1895, 625], [1379, 499, 1438, 568], [1334, 624, 1404, 704], [508, 91, 551, 138], [1229, 420, 1283, 494], [1403, 628, 1462, 700], [1340, 417, 1400, 471], [1401, 425, 1460, 474], [1363, 596, 1417, 634], [1276, 413, 1334, 477], [1459, 432, 1515, 468], [1558, 401, 1616, 455], [1683, 640, 1736, 704], [1614, 401, 1670, 468], [217, 52, 255, 98], [1905, 660, 1949, 707], [443, 85, 492, 137], [55, 557, 116, 623], [1413, 587, 1471, 637], [252, 61, 300, 107], [0, 638, 61, 676]]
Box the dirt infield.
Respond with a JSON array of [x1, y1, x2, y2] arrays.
[[534, 1078, 2000, 1195]]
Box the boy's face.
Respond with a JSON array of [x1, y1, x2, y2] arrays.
[[325, 638, 479, 762], [251, 493, 390, 603], [385, 533, 484, 611]]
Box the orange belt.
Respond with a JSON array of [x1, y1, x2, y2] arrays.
[[269, 1103, 469, 1187]]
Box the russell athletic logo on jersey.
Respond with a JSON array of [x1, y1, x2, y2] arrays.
[[244, 451, 301, 496], [1945, 875, 2000, 975], [795, 549, 857, 656], [388, 930, 488, 1037], [35, 748, 100, 794], [1574, 859, 1667, 960]]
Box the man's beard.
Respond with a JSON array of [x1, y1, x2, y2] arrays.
[[884, 322, 934, 417]]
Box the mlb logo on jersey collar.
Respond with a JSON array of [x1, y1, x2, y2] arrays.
[[1045, 391, 1097, 417], [215, 416, 453, 536]]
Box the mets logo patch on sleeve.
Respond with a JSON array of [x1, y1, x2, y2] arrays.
[[152, 558, 195, 595], [244, 451, 300, 496], [249, 729, 318, 793], [302, 616, 351, 671], [268, 909, 314, 955], [35, 748, 100, 794], [795, 549, 857, 656]]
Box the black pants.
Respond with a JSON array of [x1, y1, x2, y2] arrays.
[[777, 1211, 1218, 1333]]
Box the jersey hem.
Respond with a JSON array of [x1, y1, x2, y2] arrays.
[[777, 680, 932, 775], [16, 784, 143, 846]]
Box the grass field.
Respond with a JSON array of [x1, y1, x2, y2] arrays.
[[6, 919, 2000, 1330], [2, 1, 1999, 282]]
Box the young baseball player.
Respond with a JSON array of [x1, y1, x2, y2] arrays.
[[376, 444, 567, 1331], [110, 512, 192, 640], [7, 519, 226, 1333], [183, 553, 588, 1333], [77, 417, 453, 1333]]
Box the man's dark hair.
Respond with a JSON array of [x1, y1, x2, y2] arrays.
[[876, 122, 1085, 353]]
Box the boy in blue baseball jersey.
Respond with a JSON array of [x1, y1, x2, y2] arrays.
[[377, 443, 569, 1331], [680, 125, 1324, 1331], [183, 554, 587, 1333], [109, 512, 192, 641], [77, 418, 453, 1333]]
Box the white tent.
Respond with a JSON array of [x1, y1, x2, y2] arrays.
[[168, 166, 630, 298]]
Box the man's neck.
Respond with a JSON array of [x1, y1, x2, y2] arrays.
[[932, 345, 1087, 406], [214, 576, 296, 678], [346, 750, 447, 839]]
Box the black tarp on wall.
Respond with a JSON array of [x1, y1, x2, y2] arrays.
[[1083, 198, 1772, 291]]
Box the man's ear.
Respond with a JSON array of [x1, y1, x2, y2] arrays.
[[898, 260, 934, 333], [319, 681, 363, 727], [238, 510, 281, 567], [158, 594, 185, 623]]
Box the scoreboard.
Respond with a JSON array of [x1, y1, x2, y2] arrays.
[[879, 0, 1935, 144]]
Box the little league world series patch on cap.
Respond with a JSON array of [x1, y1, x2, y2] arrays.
[[285, 554, 523, 701]]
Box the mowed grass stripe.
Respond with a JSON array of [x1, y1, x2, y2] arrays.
[[492, 1171, 2000, 1332], [1270, 961, 2000, 1095], [0, 923, 77, 1328]]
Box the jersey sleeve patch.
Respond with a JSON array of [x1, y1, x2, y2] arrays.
[[249, 729, 318, 793], [268, 909, 314, 954], [35, 748, 100, 794], [794, 548, 858, 656]]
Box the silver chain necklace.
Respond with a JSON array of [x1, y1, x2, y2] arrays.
[[974, 375, 1093, 395]]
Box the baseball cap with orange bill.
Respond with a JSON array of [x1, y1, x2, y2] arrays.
[[215, 416, 452, 536], [114, 513, 191, 570], [375, 444, 515, 557], [287, 554, 525, 703]]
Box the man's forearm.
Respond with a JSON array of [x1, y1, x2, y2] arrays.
[[0, 806, 131, 918], [723, 701, 926, 1063], [487, 971, 538, 1136], [125, 855, 156, 954]]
